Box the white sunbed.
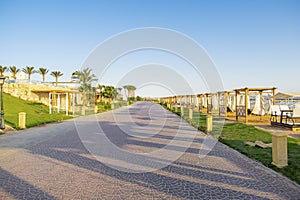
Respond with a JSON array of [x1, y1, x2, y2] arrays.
[[287, 103, 300, 125], [270, 105, 281, 115], [270, 105, 281, 123], [279, 105, 290, 115]]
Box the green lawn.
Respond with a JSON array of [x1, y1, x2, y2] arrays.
[[220, 123, 300, 185], [160, 102, 300, 185], [4, 93, 72, 129], [3, 93, 129, 129]]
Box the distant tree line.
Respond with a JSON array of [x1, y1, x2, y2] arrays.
[[0, 65, 137, 101]]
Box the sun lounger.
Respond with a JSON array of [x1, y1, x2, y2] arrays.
[[270, 105, 281, 123], [286, 104, 300, 126], [280, 105, 290, 115]]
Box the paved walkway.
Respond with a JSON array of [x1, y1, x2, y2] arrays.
[[0, 102, 299, 199]]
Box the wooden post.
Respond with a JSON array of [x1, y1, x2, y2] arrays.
[[235, 91, 238, 121], [272, 132, 288, 168], [49, 92, 52, 114], [245, 88, 249, 124], [65, 93, 69, 116], [224, 92, 228, 118], [18, 112, 26, 129], [273, 87, 277, 105], [218, 92, 221, 117], [193, 95, 196, 109], [57, 93, 61, 113], [206, 94, 209, 114], [210, 94, 213, 112], [72, 93, 75, 116], [197, 95, 200, 111], [259, 91, 263, 121]]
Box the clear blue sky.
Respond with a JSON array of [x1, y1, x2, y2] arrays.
[[0, 0, 299, 96]]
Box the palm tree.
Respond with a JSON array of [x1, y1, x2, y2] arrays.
[[50, 71, 63, 86], [0, 66, 7, 76], [97, 84, 103, 96], [78, 68, 97, 106], [78, 68, 97, 86], [102, 85, 116, 99], [123, 85, 136, 99], [9, 66, 20, 80], [22, 66, 36, 82], [71, 70, 80, 82], [38, 67, 49, 82]]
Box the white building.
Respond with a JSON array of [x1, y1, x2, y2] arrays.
[[4, 71, 26, 80]]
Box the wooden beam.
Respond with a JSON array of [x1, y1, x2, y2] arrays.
[[245, 88, 249, 124], [235, 91, 238, 121]]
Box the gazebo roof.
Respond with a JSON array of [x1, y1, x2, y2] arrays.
[[234, 87, 277, 92], [272, 92, 300, 99], [31, 88, 72, 93]]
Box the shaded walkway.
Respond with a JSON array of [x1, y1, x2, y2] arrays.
[[0, 102, 300, 199]]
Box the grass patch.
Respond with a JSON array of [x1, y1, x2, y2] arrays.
[[161, 103, 300, 184], [220, 123, 300, 184], [3, 94, 127, 129], [95, 101, 127, 113], [4, 93, 72, 129]]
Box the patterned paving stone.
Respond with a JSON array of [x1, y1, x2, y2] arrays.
[[0, 102, 300, 199]]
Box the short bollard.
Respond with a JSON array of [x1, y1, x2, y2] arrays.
[[81, 106, 86, 116], [111, 103, 114, 110], [189, 108, 193, 119], [18, 112, 26, 129], [181, 106, 184, 117], [167, 103, 170, 109], [206, 114, 213, 132], [174, 106, 178, 113], [94, 106, 98, 114], [272, 132, 288, 168]]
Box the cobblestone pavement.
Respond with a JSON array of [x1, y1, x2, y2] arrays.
[[0, 102, 300, 199]]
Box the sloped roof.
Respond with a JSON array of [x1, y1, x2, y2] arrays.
[[31, 88, 72, 93], [272, 92, 300, 99]]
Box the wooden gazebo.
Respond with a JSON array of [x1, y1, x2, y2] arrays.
[[234, 87, 277, 123]]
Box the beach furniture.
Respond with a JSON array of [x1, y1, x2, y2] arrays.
[[271, 103, 300, 130], [270, 105, 281, 123], [286, 103, 300, 126]]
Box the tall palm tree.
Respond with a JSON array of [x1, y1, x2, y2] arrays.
[[0, 65, 7, 76], [50, 71, 63, 86], [38, 67, 49, 82], [9, 66, 20, 80], [71, 70, 80, 82], [72, 70, 80, 77], [22, 66, 36, 82], [97, 84, 103, 96], [78, 68, 97, 86], [78, 68, 97, 106], [123, 85, 136, 99]]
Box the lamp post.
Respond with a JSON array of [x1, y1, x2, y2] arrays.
[[0, 75, 6, 129]]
